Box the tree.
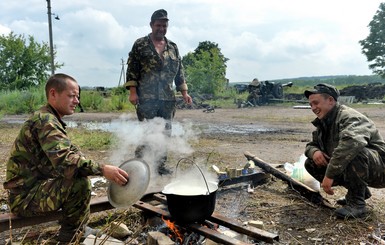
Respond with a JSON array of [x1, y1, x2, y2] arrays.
[[359, 3, 385, 78], [182, 41, 229, 95], [0, 32, 61, 90]]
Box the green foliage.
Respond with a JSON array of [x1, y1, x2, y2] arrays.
[[0, 32, 62, 90], [271, 75, 385, 87], [182, 41, 229, 95], [0, 86, 46, 114], [359, 3, 385, 78], [79, 91, 104, 110]]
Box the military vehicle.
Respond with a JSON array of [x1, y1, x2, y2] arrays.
[[238, 79, 293, 107]]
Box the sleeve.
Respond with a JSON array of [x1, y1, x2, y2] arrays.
[[37, 115, 103, 179], [325, 115, 372, 178], [304, 130, 321, 159], [124, 41, 141, 89], [171, 43, 188, 92]]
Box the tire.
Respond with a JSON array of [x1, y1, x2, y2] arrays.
[[273, 84, 283, 98]]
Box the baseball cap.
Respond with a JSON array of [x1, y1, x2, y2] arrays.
[[304, 83, 340, 101], [151, 9, 169, 22]]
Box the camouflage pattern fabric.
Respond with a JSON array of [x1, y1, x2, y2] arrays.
[[304, 103, 385, 187], [124, 34, 188, 101], [3, 104, 103, 228]]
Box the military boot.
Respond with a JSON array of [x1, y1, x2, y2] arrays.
[[157, 155, 173, 176], [135, 145, 149, 159], [334, 186, 368, 219], [336, 186, 371, 205]]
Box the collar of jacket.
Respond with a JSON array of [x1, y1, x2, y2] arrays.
[[46, 104, 67, 129]]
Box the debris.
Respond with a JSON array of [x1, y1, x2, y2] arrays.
[[247, 220, 264, 229], [306, 228, 316, 233], [109, 222, 132, 239], [247, 184, 254, 193]]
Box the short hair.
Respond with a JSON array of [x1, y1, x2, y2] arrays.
[[45, 73, 77, 99]]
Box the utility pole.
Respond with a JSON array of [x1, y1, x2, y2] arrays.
[[118, 58, 126, 86], [46, 0, 55, 75]]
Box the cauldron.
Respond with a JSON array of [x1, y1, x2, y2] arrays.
[[162, 160, 218, 224]]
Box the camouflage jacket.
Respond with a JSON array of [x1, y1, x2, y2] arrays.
[[3, 104, 103, 191], [124, 34, 188, 101], [305, 103, 385, 179]]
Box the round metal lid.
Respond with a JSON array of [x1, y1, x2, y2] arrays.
[[108, 158, 150, 208]]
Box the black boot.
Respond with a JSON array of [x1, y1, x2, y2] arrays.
[[336, 186, 371, 205], [135, 145, 149, 159], [334, 185, 368, 219], [157, 155, 172, 176]]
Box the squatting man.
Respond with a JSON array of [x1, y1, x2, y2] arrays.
[[304, 83, 385, 219], [3, 73, 129, 243]]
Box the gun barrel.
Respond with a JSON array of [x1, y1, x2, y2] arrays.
[[282, 82, 293, 87]]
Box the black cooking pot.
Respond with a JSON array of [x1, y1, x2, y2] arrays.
[[162, 160, 218, 224]]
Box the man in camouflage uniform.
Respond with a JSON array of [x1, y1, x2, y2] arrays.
[[3, 73, 129, 243], [124, 9, 192, 175], [304, 83, 385, 219]]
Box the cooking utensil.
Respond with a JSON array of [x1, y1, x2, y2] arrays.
[[108, 158, 150, 208], [162, 159, 218, 224]]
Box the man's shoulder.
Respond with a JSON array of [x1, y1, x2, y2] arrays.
[[134, 35, 149, 45]]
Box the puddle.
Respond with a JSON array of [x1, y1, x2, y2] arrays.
[[2, 118, 277, 135]]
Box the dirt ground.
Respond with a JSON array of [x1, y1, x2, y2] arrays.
[[2, 104, 385, 244]]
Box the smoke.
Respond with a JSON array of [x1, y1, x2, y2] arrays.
[[108, 113, 212, 192]]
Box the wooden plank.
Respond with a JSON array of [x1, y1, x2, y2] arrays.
[[209, 212, 279, 243], [244, 151, 334, 208], [0, 196, 114, 232], [219, 171, 270, 187]]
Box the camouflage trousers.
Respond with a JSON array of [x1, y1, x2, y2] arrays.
[[305, 147, 385, 189], [136, 99, 176, 133], [9, 176, 91, 230], [135, 99, 175, 172]]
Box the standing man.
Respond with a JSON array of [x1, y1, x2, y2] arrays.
[[3, 73, 129, 243], [124, 9, 192, 175], [303, 83, 385, 219]]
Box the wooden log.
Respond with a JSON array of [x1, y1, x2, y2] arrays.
[[244, 151, 334, 209]]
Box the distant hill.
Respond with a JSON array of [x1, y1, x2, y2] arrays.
[[231, 75, 385, 87]]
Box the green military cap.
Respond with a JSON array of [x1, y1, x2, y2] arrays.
[[304, 83, 340, 101], [151, 9, 169, 22]]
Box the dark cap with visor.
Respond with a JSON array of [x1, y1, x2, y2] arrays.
[[304, 83, 340, 101], [151, 9, 169, 22]]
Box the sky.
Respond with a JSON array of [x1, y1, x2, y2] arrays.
[[0, 0, 383, 88]]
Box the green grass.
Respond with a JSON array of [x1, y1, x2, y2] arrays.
[[67, 128, 117, 150]]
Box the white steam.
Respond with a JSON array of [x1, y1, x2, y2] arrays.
[[108, 113, 217, 193]]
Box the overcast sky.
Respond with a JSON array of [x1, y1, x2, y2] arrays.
[[0, 0, 383, 87]]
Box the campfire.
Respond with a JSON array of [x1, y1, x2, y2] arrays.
[[160, 216, 206, 244], [135, 193, 279, 245]]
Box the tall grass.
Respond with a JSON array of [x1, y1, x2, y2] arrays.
[[0, 85, 46, 115], [0, 86, 136, 115]]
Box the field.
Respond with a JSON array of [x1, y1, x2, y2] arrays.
[[1, 104, 385, 244]]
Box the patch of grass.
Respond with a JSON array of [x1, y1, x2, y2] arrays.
[[67, 128, 117, 151]]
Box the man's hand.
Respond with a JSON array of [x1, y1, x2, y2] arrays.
[[181, 90, 192, 105], [129, 86, 139, 105], [102, 165, 129, 186], [321, 176, 334, 195], [312, 150, 330, 167]]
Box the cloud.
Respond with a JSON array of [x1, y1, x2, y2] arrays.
[[0, 0, 383, 86]]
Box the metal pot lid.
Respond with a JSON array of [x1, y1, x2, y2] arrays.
[[108, 158, 150, 208]]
